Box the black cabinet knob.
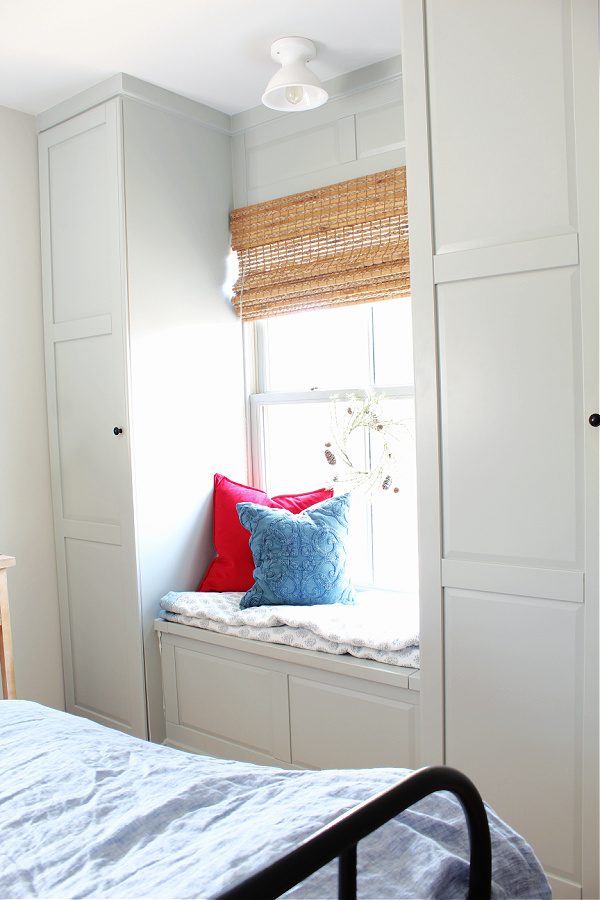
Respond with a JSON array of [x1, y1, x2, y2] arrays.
[[589, 414, 600, 428], [113, 427, 123, 436]]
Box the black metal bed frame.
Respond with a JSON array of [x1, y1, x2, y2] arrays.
[[215, 765, 492, 900]]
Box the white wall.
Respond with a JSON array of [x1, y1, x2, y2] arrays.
[[0, 105, 64, 708]]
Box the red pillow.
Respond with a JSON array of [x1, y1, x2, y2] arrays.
[[198, 474, 334, 592]]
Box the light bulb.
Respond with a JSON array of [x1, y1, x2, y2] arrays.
[[285, 85, 305, 106]]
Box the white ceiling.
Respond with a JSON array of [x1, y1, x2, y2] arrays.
[[0, 0, 402, 117]]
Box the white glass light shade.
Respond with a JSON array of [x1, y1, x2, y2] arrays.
[[262, 37, 328, 112]]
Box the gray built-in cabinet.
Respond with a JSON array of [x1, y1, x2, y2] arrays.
[[38, 88, 246, 742], [400, 3, 598, 897], [156, 618, 420, 769]]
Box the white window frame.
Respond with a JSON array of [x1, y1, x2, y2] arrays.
[[244, 305, 416, 589]]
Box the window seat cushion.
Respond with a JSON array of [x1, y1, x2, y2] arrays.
[[159, 589, 419, 669]]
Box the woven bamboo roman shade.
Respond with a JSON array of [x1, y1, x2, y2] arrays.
[[230, 167, 410, 321]]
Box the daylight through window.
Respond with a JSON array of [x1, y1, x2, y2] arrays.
[[248, 299, 418, 594]]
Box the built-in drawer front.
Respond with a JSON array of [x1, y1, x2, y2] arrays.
[[289, 675, 417, 769], [173, 645, 290, 762]]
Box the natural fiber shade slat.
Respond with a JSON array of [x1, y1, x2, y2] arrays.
[[230, 167, 410, 320]]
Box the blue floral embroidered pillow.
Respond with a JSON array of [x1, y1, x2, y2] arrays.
[[236, 493, 355, 609]]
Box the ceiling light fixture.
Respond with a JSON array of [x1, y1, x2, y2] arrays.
[[262, 37, 328, 112]]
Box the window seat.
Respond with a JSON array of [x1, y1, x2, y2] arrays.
[[155, 614, 420, 769], [159, 588, 419, 669]]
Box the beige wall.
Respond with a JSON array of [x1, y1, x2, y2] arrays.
[[0, 104, 64, 708]]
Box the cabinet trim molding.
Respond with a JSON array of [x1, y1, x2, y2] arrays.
[[441, 559, 584, 604], [433, 232, 579, 284]]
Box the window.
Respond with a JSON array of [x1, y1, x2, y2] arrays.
[[230, 168, 415, 595], [247, 298, 418, 594]]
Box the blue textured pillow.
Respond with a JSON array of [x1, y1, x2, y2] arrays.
[[236, 493, 355, 609]]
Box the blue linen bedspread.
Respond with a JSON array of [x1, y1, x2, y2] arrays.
[[0, 701, 549, 899]]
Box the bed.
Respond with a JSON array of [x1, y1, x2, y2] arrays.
[[0, 701, 549, 899]]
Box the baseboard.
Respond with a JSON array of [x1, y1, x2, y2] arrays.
[[546, 872, 582, 899]]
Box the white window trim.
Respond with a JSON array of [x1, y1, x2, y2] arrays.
[[249, 385, 415, 482], [244, 312, 416, 590]]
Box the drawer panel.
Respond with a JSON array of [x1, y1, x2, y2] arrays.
[[289, 676, 417, 769], [173, 645, 290, 761]]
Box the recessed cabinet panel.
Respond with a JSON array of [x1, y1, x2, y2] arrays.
[[444, 588, 582, 878], [65, 537, 137, 727], [356, 102, 404, 158], [426, 0, 573, 250], [289, 676, 416, 769], [247, 123, 339, 191], [174, 647, 290, 761], [438, 267, 581, 568], [54, 335, 122, 525], [48, 122, 115, 323], [40, 100, 147, 740]]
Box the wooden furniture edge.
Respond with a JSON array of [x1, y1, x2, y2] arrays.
[[0, 556, 16, 699]]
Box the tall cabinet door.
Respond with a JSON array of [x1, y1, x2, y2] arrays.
[[401, 2, 597, 898], [39, 100, 147, 738]]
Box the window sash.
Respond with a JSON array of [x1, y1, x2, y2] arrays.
[[244, 301, 417, 591], [249, 387, 415, 588], [253, 303, 413, 395]]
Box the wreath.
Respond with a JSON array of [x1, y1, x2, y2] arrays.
[[323, 391, 413, 495]]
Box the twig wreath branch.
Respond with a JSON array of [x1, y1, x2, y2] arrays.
[[323, 390, 413, 495]]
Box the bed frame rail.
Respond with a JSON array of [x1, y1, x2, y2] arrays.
[[215, 765, 492, 900]]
